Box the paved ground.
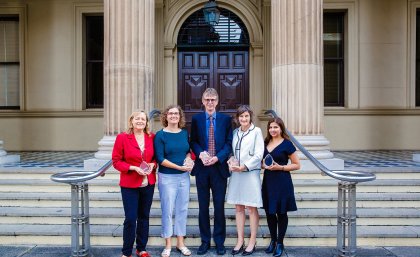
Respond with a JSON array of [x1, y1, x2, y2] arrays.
[[3, 150, 420, 169], [1, 245, 420, 257]]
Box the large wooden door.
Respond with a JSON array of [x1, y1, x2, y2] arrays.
[[178, 51, 249, 129]]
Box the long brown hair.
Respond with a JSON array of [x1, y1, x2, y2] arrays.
[[264, 117, 290, 145]]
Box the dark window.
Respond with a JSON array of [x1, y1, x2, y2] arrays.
[[323, 11, 345, 107], [177, 8, 249, 49], [0, 16, 19, 109], [85, 15, 104, 109], [416, 9, 420, 106]]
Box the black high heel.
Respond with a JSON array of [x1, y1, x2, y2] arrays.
[[231, 243, 244, 255], [265, 240, 276, 253], [241, 243, 256, 256], [273, 243, 284, 257]]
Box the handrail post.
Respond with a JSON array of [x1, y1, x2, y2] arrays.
[[336, 182, 357, 257], [70, 182, 91, 257]]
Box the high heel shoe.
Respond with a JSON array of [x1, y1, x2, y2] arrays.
[[265, 240, 276, 253], [231, 243, 244, 255], [273, 243, 284, 257], [241, 244, 256, 256]]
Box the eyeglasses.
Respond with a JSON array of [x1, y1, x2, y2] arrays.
[[204, 98, 217, 102], [167, 112, 180, 116]]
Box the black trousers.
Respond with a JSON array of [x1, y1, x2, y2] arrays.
[[195, 166, 228, 246], [120, 184, 155, 256]]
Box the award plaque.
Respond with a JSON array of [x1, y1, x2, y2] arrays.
[[139, 161, 152, 175], [201, 151, 211, 163], [263, 154, 274, 167], [227, 156, 240, 169], [183, 157, 195, 169]]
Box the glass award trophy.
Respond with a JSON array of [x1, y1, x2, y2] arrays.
[[139, 161, 152, 175], [263, 154, 274, 167], [201, 151, 211, 163], [227, 156, 240, 170], [183, 157, 195, 169], [139, 161, 151, 187]]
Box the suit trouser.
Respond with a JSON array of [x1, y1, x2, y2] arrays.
[[120, 184, 155, 256], [195, 165, 228, 246]]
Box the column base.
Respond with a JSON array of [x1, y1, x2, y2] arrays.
[[294, 135, 344, 171], [84, 135, 115, 170], [94, 135, 116, 159], [0, 155, 20, 164], [413, 153, 420, 162], [0, 140, 20, 164]]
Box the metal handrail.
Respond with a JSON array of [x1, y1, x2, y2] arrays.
[[51, 109, 161, 185], [51, 160, 112, 184], [263, 110, 376, 183]]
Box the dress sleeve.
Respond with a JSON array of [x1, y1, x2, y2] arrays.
[[286, 140, 297, 155], [153, 131, 166, 165], [112, 133, 131, 173]]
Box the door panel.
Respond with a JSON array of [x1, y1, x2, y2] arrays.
[[178, 51, 249, 130]]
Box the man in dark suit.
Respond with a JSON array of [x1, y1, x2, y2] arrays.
[[190, 88, 233, 255]]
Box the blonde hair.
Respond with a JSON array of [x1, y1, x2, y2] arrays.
[[160, 105, 186, 128], [127, 110, 150, 135]]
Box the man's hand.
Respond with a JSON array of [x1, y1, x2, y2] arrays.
[[204, 156, 218, 166]]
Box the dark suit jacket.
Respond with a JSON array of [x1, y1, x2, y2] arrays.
[[190, 112, 233, 178]]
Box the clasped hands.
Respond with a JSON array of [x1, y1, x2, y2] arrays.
[[132, 163, 155, 176], [262, 161, 284, 171], [199, 151, 218, 166], [180, 156, 195, 172]]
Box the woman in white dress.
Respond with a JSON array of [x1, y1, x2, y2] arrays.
[[226, 105, 265, 256]]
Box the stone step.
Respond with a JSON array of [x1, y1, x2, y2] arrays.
[[2, 168, 420, 180], [0, 224, 419, 247], [1, 192, 419, 208], [1, 179, 419, 193], [1, 207, 419, 226]]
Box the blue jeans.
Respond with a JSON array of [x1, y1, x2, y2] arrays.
[[158, 172, 191, 238], [120, 184, 155, 256]]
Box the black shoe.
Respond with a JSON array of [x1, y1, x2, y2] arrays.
[[241, 245, 256, 256], [197, 242, 210, 255], [216, 245, 226, 255], [265, 240, 276, 253], [273, 243, 284, 257], [231, 243, 244, 255]]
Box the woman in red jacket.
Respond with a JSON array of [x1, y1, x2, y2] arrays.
[[112, 110, 157, 257]]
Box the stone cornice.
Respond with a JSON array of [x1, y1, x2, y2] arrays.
[[0, 111, 103, 118], [324, 108, 420, 116], [258, 109, 420, 120]]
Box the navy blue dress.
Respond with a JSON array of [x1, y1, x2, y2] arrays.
[[262, 139, 297, 214]]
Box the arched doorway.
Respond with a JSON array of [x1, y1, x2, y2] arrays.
[[177, 8, 250, 128]]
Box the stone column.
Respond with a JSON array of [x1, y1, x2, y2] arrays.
[[91, 0, 155, 164], [271, 0, 343, 169]]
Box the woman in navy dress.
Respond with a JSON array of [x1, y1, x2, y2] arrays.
[[261, 117, 300, 257]]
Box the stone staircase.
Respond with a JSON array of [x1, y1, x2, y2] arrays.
[[0, 166, 420, 247]]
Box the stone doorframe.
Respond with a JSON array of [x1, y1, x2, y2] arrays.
[[156, 0, 267, 125]]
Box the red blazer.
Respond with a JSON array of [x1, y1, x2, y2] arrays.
[[112, 132, 157, 188]]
